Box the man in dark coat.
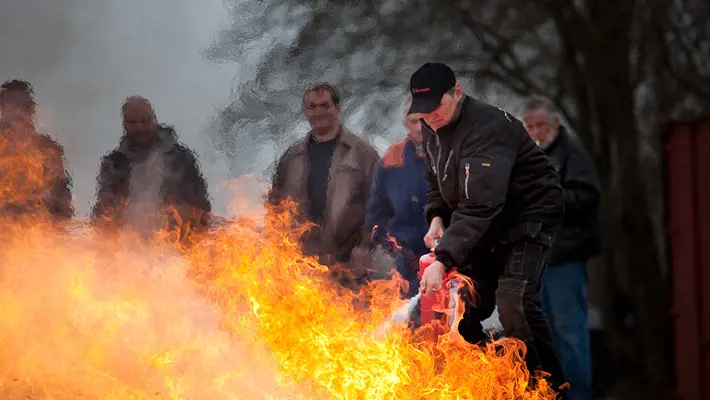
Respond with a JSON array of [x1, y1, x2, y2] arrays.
[[409, 63, 565, 390], [91, 96, 211, 242], [0, 79, 73, 223], [522, 95, 600, 400]]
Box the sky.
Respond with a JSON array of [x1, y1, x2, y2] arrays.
[[0, 0, 239, 216]]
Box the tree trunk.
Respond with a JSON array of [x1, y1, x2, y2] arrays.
[[583, 0, 671, 396]]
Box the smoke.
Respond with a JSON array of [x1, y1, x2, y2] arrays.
[[0, 0, 238, 216]]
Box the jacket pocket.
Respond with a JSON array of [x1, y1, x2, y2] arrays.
[[505, 221, 554, 248], [336, 164, 360, 172], [328, 165, 366, 233], [335, 165, 365, 203], [460, 156, 504, 206]]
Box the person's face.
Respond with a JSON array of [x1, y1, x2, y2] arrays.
[[122, 102, 158, 143], [0, 90, 36, 123], [404, 113, 423, 143], [303, 90, 340, 135], [523, 107, 559, 145], [410, 84, 463, 131]]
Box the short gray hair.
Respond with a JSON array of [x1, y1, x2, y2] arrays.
[[121, 95, 155, 115], [520, 95, 557, 117]]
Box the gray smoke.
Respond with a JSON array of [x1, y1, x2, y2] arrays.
[[0, 0, 235, 216]]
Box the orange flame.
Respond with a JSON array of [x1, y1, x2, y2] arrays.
[[0, 157, 558, 400], [0, 126, 58, 216], [369, 225, 403, 251], [386, 235, 403, 251]]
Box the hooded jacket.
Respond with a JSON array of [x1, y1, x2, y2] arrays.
[[91, 125, 211, 236]]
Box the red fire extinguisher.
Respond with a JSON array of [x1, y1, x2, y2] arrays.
[[417, 251, 458, 325]]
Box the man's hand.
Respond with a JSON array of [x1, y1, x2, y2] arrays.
[[420, 260, 446, 296], [424, 216, 445, 250]]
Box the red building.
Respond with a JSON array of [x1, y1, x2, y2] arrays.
[[663, 117, 710, 399]]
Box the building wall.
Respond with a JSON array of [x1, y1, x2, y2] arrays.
[[663, 118, 710, 400]]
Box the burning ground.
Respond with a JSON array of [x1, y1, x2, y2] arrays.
[[0, 143, 557, 400], [0, 206, 558, 400]]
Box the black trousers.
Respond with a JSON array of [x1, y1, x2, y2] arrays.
[[456, 221, 565, 390]]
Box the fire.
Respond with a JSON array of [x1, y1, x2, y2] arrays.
[[370, 224, 403, 251], [0, 145, 558, 398], [0, 127, 56, 212]]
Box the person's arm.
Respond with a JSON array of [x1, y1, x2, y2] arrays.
[[354, 143, 381, 246], [266, 152, 289, 208], [179, 148, 212, 229], [90, 155, 120, 228], [45, 143, 74, 221], [434, 120, 517, 269], [561, 140, 600, 218], [363, 162, 394, 247], [361, 144, 381, 201]]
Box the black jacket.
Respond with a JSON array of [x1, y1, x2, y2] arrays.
[[422, 96, 563, 269], [0, 120, 74, 222], [543, 127, 601, 265], [91, 125, 211, 236]]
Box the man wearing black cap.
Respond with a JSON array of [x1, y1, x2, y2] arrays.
[[410, 62, 565, 388]]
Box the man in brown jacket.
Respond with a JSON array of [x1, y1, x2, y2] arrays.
[[268, 83, 380, 282]]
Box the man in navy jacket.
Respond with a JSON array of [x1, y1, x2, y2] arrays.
[[356, 97, 430, 298]]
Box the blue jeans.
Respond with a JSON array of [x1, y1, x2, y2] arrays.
[[541, 261, 591, 400]]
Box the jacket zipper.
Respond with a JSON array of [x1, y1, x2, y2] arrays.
[[442, 150, 453, 182], [434, 134, 442, 189], [425, 126, 449, 204], [464, 162, 470, 199], [425, 140, 436, 175]]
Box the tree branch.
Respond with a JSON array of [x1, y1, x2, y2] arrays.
[[662, 12, 710, 100]]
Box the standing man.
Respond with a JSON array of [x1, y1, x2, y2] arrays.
[[356, 95, 430, 298], [0, 79, 73, 222], [91, 96, 211, 242], [268, 83, 380, 283], [410, 63, 565, 388], [522, 95, 600, 400]]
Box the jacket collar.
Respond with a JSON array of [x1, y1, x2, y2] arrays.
[[447, 95, 467, 126], [405, 136, 425, 157], [118, 125, 178, 161], [420, 95, 469, 134], [543, 126, 567, 154]]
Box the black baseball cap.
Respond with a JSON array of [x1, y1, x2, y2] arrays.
[[407, 63, 456, 115]]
